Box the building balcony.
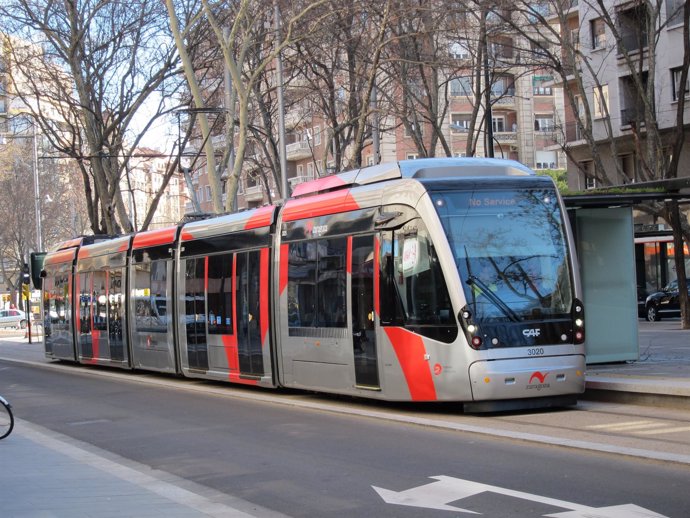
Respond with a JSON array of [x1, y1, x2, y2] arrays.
[[618, 32, 648, 56], [286, 141, 312, 161], [550, 121, 586, 148], [244, 184, 264, 202], [493, 131, 518, 144], [288, 174, 315, 189], [620, 106, 646, 128], [491, 90, 516, 108]]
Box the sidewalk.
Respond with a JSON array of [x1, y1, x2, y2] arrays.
[[0, 420, 280, 518]]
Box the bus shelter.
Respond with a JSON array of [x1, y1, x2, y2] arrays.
[[564, 191, 689, 364]]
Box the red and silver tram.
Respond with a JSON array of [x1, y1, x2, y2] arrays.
[[41, 158, 586, 411]]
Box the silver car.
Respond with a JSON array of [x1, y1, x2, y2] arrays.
[[0, 309, 28, 329]]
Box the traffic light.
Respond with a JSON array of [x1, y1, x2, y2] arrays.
[[22, 284, 30, 300], [22, 263, 31, 285]]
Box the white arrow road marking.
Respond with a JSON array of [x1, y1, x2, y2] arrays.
[[373, 476, 668, 517]]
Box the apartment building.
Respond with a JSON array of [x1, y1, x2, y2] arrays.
[[187, 7, 568, 213], [551, 0, 690, 191], [124, 149, 186, 230]]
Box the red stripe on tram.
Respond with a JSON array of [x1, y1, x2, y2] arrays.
[[383, 327, 437, 401]]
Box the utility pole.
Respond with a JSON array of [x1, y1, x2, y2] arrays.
[[274, 1, 288, 200], [482, 9, 494, 158], [223, 27, 237, 212], [371, 83, 380, 164]]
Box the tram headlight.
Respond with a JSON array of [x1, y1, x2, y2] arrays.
[[572, 298, 585, 345], [459, 305, 484, 350]]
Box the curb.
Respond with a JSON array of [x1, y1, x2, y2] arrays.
[[584, 376, 690, 410]]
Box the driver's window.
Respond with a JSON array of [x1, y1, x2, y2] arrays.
[[384, 219, 456, 343]]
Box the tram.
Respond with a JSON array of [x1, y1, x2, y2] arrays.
[[41, 158, 586, 411]]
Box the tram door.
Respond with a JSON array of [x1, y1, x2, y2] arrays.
[[185, 258, 208, 371], [351, 236, 379, 388], [236, 250, 264, 377]]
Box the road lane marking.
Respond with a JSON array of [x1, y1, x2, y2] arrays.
[[635, 426, 690, 435], [373, 475, 667, 516]]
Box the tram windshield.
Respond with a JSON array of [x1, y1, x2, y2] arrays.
[[431, 188, 573, 323]]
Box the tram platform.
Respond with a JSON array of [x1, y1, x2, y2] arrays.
[[583, 319, 690, 409]]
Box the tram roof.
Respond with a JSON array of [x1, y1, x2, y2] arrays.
[[291, 158, 535, 198]]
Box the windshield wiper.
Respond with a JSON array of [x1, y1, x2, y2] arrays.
[[467, 275, 520, 322]]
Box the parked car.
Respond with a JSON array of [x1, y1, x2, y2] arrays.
[[0, 309, 28, 329], [645, 279, 690, 321], [637, 285, 649, 318]]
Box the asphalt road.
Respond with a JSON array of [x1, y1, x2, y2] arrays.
[[1, 357, 688, 517]]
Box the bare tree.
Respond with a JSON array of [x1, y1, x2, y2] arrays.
[[1, 0, 186, 235]]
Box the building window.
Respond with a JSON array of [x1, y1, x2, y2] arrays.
[[451, 114, 471, 133], [593, 84, 609, 118], [533, 76, 553, 96], [406, 153, 419, 160], [449, 39, 470, 59], [312, 126, 321, 146], [205, 185, 212, 201], [492, 116, 505, 133], [671, 67, 689, 101], [405, 121, 423, 137], [490, 76, 514, 97], [534, 115, 554, 131], [449, 76, 473, 97], [667, 0, 684, 26], [579, 161, 597, 189], [535, 151, 557, 170], [591, 18, 606, 49], [296, 164, 303, 175]]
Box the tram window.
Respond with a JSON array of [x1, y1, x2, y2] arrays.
[[288, 238, 347, 328], [207, 253, 233, 335], [133, 260, 168, 333], [78, 272, 92, 334], [185, 257, 206, 335], [92, 271, 108, 331], [382, 221, 457, 343]]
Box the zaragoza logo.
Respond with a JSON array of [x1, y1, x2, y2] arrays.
[[529, 371, 548, 384], [527, 371, 550, 391]]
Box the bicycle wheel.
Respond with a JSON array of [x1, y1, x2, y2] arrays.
[[0, 396, 14, 440]]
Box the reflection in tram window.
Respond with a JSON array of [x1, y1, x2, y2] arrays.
[[288, 238, 347, 328], [207, 253, 233, 335]]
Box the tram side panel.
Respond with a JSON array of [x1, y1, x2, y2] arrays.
[[74, 238, 131, 368], [128, 242, 177, 373], [42, 248, 78, 361], [276, 185, 397, 396], [175, 220, 274, 387]]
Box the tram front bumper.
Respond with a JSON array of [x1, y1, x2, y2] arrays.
[[468, 355, 586, 402]]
